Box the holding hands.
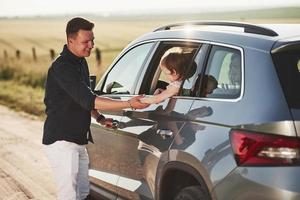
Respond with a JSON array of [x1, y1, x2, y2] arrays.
[[128, 95, 149, 109]]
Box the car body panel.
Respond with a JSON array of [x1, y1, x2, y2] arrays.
[[115, 97, 194, 199], [169, 120, 234, 186], [88, 110, 124, 198]]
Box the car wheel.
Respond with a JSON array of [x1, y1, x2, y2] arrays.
[[174, 186, 210, 200]]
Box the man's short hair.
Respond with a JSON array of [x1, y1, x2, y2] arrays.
[[66, 17, 94, 38]]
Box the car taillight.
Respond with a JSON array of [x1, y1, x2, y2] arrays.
[[230, 130, 300, 166]]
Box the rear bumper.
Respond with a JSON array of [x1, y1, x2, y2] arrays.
[[213, 167, 300, 200]]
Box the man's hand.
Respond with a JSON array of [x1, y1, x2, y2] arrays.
[[98, 117, 113, 126], [128, 95, 149, 109], [98, 118, 119, 129]]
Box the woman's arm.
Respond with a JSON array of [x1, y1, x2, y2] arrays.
[[140, 86, 179, 104]]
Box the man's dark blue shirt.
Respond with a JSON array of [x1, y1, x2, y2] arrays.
[[43, 45, 96, 145]]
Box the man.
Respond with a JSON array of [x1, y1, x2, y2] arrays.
[[42, 17, 148, 200]]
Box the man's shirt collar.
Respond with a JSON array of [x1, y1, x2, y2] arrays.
[[61, 44, 84, 63]]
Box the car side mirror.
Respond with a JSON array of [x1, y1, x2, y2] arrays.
[[89, 75, 96, 92]]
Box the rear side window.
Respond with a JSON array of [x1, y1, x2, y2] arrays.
[[272, 49, 300, 108], [195, 45, 242, 99]]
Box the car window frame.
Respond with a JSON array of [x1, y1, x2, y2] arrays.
[[193, 43, 244, 101], [178, 41, 244, 102], [201, 42, 244, 102]]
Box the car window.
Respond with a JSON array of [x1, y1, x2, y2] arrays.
[[103, 42, 154, 94], [143, 43, 200, 96], [197, 45, 242, 99], [272, 48, 300, 108]]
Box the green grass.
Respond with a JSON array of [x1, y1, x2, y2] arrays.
[[0, 64, 46, 88], [0, 80, 45, 117]]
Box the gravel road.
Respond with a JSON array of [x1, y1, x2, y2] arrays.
[[0, 105, 56, 200]]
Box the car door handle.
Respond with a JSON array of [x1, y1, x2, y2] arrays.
[[156, 129, 173, 139]]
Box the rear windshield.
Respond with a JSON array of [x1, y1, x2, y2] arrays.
[[272, 48, 300, 109]]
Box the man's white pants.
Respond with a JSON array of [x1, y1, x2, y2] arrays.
[[43, 141, 90, 200]]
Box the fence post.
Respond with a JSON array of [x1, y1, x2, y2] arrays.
[[95, 47, 102, 67], [16, 50, 21, 59], [50, 49, 55, 60], [32, 47, 37, 61], [4, 50, 8, 60]]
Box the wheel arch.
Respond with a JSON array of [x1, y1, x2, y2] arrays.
[[155, 151, 215, 200]]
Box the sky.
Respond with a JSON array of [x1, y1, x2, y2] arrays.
[[1, 0, 300, 17]]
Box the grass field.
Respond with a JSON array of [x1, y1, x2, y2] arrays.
[[0, 19, 168, 77], [0, 7, 300, 117]]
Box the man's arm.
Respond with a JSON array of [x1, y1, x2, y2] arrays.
[[92, 95, 148, 128], [91, 109, 114, 127]]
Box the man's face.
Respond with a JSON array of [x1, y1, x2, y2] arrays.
[[68, 29, 94, 57]]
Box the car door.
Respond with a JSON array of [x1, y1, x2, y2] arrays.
[[115, 41, 207, 199], [170, 44, 244, 187], [87, 42, 156, 199]]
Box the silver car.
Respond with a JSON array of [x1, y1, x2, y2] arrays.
[[87, 21, 300, 200]]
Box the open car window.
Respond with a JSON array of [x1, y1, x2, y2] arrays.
[[140, 42, 201, 97]]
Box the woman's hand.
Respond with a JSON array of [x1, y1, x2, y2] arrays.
[[128, 95, 149, 109]]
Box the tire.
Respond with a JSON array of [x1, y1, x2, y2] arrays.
[[174, 186, 210, 200]]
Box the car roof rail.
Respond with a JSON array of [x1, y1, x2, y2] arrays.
[[154, 21, 279, 37]]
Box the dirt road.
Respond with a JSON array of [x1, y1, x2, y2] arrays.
[[0, 105, 56, 200]]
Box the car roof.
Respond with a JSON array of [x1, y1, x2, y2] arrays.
[[128, 21, 300, 52]]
